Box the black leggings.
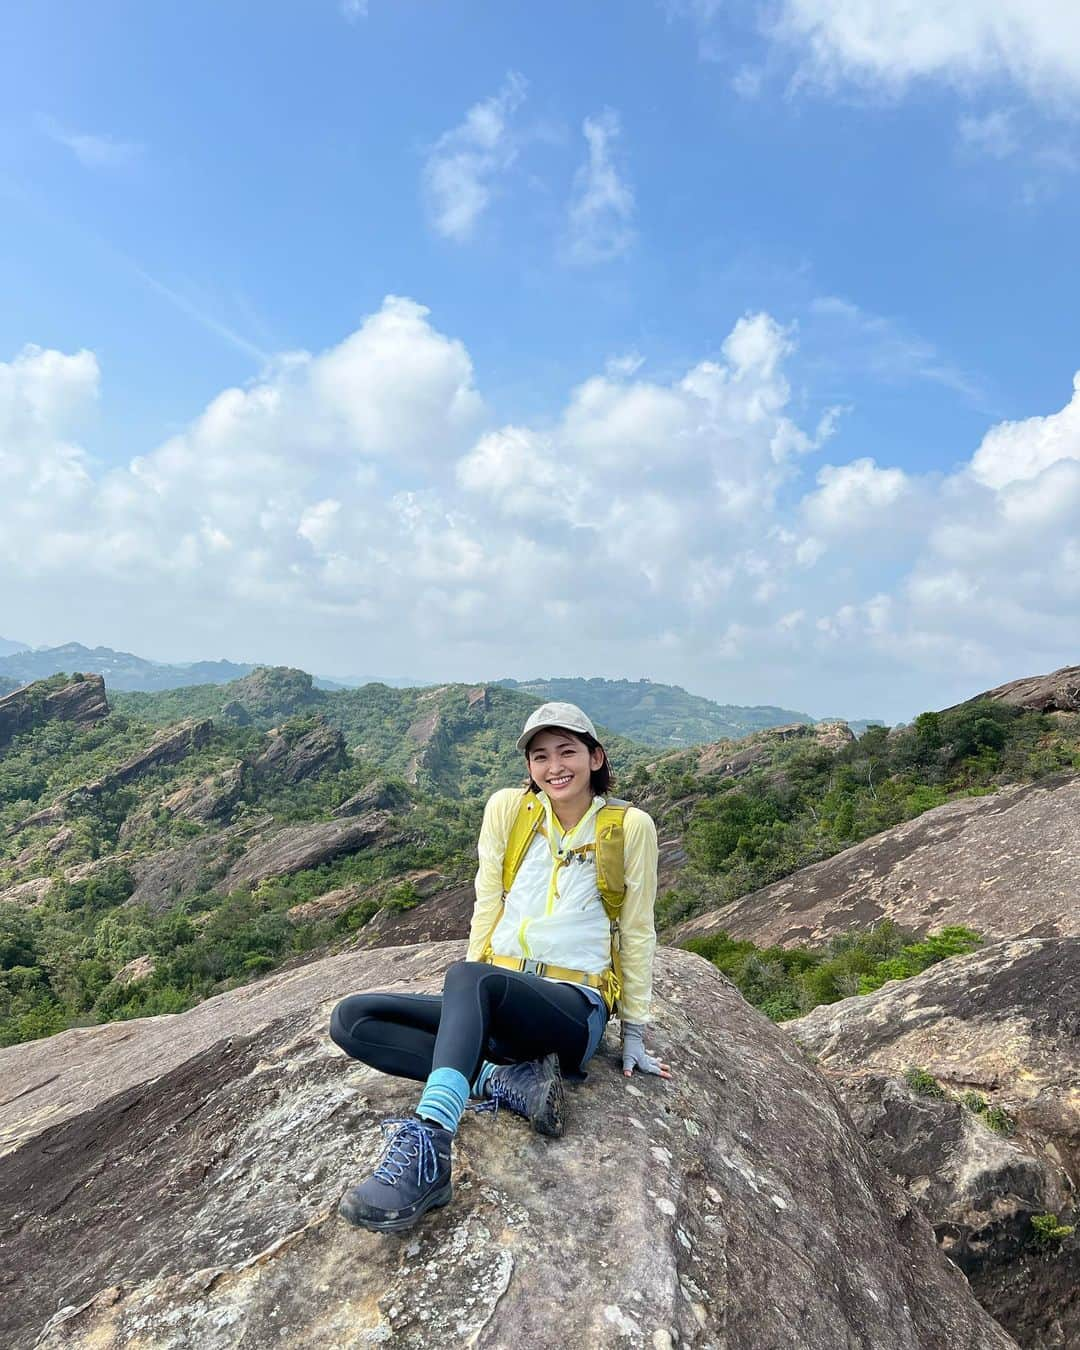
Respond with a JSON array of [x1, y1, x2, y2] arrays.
[[329, 959, 600, 1085]]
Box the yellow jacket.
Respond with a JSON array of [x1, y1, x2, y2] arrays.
[[466, 787, 659, 1024]]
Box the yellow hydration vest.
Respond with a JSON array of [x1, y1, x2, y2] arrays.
[[483, 788, 630, 1010]]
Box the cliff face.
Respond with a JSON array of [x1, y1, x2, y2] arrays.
[[790, 938, 1080, 1348], [667, 773, 1080, 948], [0, 674, 109, 749], [0, 944, 1013, 1350]]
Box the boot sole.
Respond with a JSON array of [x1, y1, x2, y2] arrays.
[[532, 1053, 565, 1138], [338, 1180, 453, 1233]]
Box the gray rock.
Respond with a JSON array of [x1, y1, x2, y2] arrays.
[[0, 674, 108, 749], [668, 774, 1080, 948], [253, 719, 346, 785], [109, 720, 214, 787], [333, 778, 411, 817], [127, 820, 270, 912], [790, 939, 1080, 1347], [0, 944, 1014, 1349], [224, 811, 395, 889], [958, 665, 1080, 715]]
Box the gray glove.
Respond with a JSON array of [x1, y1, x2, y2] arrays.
[[621, 1022, 665, 1076]]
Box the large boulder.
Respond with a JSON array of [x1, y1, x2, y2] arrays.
[[0, 945, 1013, 1349], [108, 719, 214, 787], [224, 811, 395, 889], [790, 939, 1080, 1347], [957, 666, 1080, 715], [667, 774, 1080, 948], [126, 819, 271, 912], [0, 674, 109, 749], [253, 719, 347, 785]]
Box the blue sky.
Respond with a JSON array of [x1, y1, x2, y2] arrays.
[[2, 1, 1079, 721]]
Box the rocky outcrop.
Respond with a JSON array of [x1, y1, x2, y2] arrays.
[[224, 811, 395, 889], [253, 718, 347, 784], [790, 939, 1080, 1347], [110, 719, 214, 786], [127, 820, 271, 912], [158, 763, 244, 824], [332, 777, 411, 817], [348, 881, 476, 950], [110, 954, 157, 986], [0, 674, 108, 750], [286, 884, 364, 925], [668, 719, 855, 780], [959, 665, 1080, 715], [0, 875, 55, 906], [0, 944, 1013, 1349], [668, 773, 1080, 948]]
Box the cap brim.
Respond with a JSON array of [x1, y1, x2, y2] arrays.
[[516, 721, 587, 751]]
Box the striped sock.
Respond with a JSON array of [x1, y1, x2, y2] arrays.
[[416, 1067, 470, 1134], [473, 1061, 498, 1098]]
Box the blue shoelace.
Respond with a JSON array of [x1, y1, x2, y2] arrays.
[[471, 1076, 528, 1118], [372, 1118, 441, 1187]]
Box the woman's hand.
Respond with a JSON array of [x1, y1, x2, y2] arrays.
[[621, 1022, 672, 1079]]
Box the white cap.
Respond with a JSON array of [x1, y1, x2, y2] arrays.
[[516, 701, 598, 752]]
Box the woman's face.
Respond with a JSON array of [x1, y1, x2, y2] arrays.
[[525, 729, 604, 808]]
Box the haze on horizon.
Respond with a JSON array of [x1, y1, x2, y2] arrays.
[[2, 2, 1079, 726]]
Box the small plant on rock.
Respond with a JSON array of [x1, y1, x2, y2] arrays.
[[904, 1067, 947, 1098], [960, 1091, 1015, 1134], [1031, 1213, 1075, 1246]]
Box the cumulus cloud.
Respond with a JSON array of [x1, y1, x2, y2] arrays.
[[423, 73, 527, 241], [563, 109, 636, 265], [772, 0, 1080, 104], [969, 374, 1080, 488], [5, 297, 1080, 720]]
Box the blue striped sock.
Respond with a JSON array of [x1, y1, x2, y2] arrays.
[[473, 1061, 497, 1098], [416, 1067, 470, 1134]]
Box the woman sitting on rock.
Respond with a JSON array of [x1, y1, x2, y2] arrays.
[[329, 700, 669, 1233]]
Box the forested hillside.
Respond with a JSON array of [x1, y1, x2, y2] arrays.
[[497, 675, 811, 745], [3, 665, 1078, 1052]]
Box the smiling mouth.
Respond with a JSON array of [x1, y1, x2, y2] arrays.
[[547, 775, 573, 788]]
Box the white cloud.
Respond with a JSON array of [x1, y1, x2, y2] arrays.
[[802, 458, 915, 534], [772, 0, 1080, 104], [563, 109, 636, 265], [41, 118, 142, 169], [422, 73, 527, 242], [340, 0, 367, 19], [6, 298, 1080, 722], [969, 374, 1080, 488]]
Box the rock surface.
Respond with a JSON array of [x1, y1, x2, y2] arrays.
[[667, 774, 1080, 948], [109, 719, 214, 787], [224, 810, 395, 889], [790, 939, 1080, 1348], [126, 819, 272, 912], [958, 666, 1080, 715], [0, 943, 1014, 1350], [253, 718, 347, 784], [332, 777, 411, 817], [0, 674, 109, 749]]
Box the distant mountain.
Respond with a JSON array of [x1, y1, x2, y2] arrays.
[[0, 637, 29, 657], [495, 677, 813, 747], [0, 644, 256, 693]]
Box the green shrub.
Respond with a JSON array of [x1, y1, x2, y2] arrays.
[[1031, 1213, 1075, 1245], [904, 1067, 947, 1098]]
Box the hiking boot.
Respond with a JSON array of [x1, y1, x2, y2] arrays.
[[484, 1053, 564, 1137], [338, 1116, 453, 1233]]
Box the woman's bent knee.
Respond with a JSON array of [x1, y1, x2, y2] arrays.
[[442, 959, 489, 994], [329, 992, 375, 1054]]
